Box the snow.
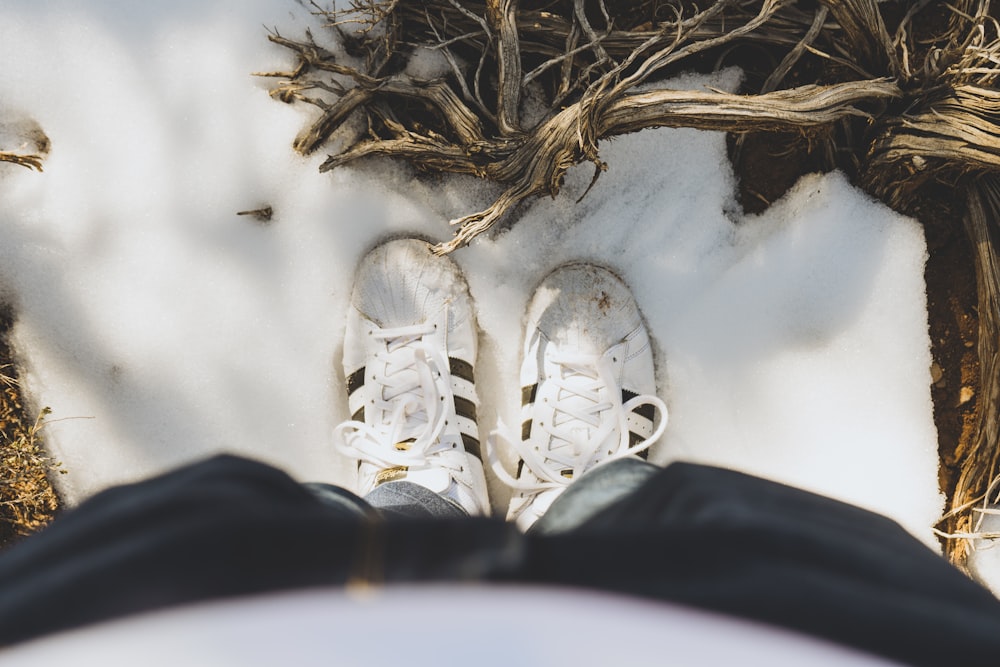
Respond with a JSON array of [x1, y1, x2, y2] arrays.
[[0, 0, 946, 557], [971, 514, 1000, 593]]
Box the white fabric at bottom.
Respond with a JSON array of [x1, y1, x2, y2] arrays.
[[2, 584, 902, 666]]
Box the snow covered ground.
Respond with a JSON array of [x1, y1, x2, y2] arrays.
[[0, 0, 948, 563]]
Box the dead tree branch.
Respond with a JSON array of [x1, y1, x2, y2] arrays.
[[264, 0, 903, 252], [0, 152, 44, 172]]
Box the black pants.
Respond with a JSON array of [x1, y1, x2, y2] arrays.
[[0, 455, 997, 666]]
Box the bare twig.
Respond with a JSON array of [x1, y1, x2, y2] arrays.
[[572, 0, 612, 69], [0, 152, 44, 172], [487, 0, 523, 135], [762, 5, 828, 93]]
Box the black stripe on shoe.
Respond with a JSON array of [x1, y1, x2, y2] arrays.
[[347, 367, 366, 397], [462, 434, 482, 460], [622, 388, 656, 421], [449, 357, 475, 384], [629, 430, 650, 458], [454, 396, 478, 422], [520, 386, 537, 451]]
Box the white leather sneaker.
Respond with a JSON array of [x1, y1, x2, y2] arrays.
[[334, 238, 489, 515], [492, 264, 667, 530]]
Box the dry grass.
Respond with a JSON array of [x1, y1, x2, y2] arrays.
[[0, 114, 59, 547], [0, 364, 61, 547]]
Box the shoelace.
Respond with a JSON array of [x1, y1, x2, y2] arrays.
[[489, 351, 667, 494], [334, 322, 461, 473]]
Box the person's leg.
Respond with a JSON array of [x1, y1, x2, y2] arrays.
[[301, 481, 375, 517], [332, 238, 490, 517], [0, 455, 372, 645], [307, 479, 468, 518], [516, 460, 1000, 667], [478, 259, 1000, 665], [529, 457, 658, 534], [363, 480, 469, 518], [0, 454, 518, 648], [0, 238, 498, 647], [490, 262, 667, 530]]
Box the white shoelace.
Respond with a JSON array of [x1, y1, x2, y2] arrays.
[[489, 351, 667, 495], [334, 322, 461, 473]]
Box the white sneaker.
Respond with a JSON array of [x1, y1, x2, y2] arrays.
[[491, 264, 667, 530], [334, 238, 490, 515]]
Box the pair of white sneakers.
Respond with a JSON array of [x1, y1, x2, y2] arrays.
[[334, 239, 667, 529]]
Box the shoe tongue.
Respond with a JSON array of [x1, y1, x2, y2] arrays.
[[551, 328, 603, 356], [569, 425, 593, 447], [396, 414, 429, 442], [385, 365, 434, 440]]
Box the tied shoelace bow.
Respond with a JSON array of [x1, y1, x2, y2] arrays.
[[334, 321, 461, 473], [489, 351, 668, 493]]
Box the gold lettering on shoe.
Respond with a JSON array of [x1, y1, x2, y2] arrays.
[[375, 466, 409, 486]]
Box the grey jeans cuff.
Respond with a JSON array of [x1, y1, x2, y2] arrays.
[[530, 457, 660, 535]]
